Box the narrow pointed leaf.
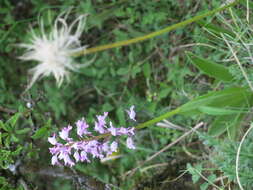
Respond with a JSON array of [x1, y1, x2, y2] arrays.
[[208, 112, 245, 137], [197, 20, 235, 38], [187, 52, 233, 82], [6, 113, 20, 128], [198, 106, 244, 115]]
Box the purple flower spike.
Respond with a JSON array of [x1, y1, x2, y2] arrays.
[[76, 118, 90, 137], [48, 107, 138, 167], [48, 133, 57, 145], [126, 137, 136, 149], [59, 125, 72, 140], [126, 105, 136, 121]]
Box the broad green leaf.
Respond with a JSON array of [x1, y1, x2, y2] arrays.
[[180, 87, 251, 114], [186, 52, 233, 82], [198, 106, 244, 115]]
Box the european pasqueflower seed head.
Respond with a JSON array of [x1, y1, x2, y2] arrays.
[[19, 10, 90, 90]]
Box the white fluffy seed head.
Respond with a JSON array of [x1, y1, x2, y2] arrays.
[[19, 10, 90, 90]]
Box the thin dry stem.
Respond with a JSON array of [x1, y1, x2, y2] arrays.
[[140, 163, 169, 173], [235, 124, 253, 190], [222, 34, 253, 92], [123, 122, 204, 177]]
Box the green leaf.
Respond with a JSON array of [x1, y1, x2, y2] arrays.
[[117, 67, 129, 75], [143, 63, 151, 78], [102, 103, 114, 112], [4, 136, 11, 148], [197, 20, 235, 38], [241, 1, 253, 9], [187, 163, 201, 183], [87, 6, 122, 29], [200, 183, 209, 190], [6, 113, 20, 129], [0, 120, 9, 132], [186, 52, 233, 82], [1, 124, 11, 132], [198, 106, 244, 115], [116, 107, 126, 126], [0, 120, 4, 129], [11, 134, 19, 143], [207, 94, 253, 137], [0, 133, 2, 147], [131, 65, 141, 78], [12, 146, 23, 156], [158, 88, 171, 100], [180, 87, 251, 114], [15, 128, 31, 135], [31, 120, 51, 139], [208, 111, 245, 137], [32, 127, 48, 140]]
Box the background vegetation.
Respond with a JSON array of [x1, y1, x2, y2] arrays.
[[0, 0, 253, 189]]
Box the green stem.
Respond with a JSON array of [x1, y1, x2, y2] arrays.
[[135, 108, 181, 130], [74, 0, 239, 56]]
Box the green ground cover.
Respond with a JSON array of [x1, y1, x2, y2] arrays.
[[1, 0, 253, 189]]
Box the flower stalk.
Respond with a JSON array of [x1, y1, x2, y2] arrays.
[[73, 0, 240, 56]]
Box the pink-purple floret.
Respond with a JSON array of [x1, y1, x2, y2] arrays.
[[48, 106, 137, 167]]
